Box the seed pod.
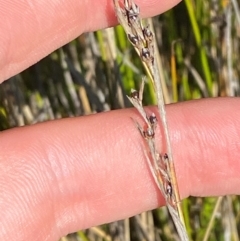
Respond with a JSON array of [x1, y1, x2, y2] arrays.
[[163, 153, 168, 160], [143, 127, 155, 139], [130, 89, 139, 99], [126, 5, 139, 24], [165, 180, 173, 197], [143, 26, 153, 42], [141, 47, 154, 64], [128, 34, 139, 45], [149, 113, 157, 126]]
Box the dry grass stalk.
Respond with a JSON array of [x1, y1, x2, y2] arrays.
[[202, 197, 223, 241], [113, 0, 189, 240]]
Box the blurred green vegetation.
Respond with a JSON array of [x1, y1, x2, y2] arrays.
[[1, 0, 240, 240]]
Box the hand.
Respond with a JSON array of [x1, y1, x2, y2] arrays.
[[1, 1, 240, 241]]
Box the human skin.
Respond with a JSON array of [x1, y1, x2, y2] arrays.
[[1, 1, 240, 241]]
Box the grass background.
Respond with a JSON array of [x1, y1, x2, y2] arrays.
[[1, 0, 240, 240]]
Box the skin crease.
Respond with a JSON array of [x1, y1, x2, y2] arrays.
[[1, 0, 240, 241]]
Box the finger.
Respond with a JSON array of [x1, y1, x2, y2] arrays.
[[1, 98, 240, 240], [0, 0, 180, 82]]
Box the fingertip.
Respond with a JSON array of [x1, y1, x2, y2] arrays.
[[0, 0, 181, 82]]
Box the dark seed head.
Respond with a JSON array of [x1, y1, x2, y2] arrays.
[[163, 153, 168, 160], [143, 26, 153, 42], [142, 48, 150, 58], [143, 128, 154, 139], [126, 7, 139, 24], [141, 48, 154, 64], [149, 113, 157, 125], [128, 34, 139, 45], [165, 181, 172, 197], [130, 90, 139, 99]]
